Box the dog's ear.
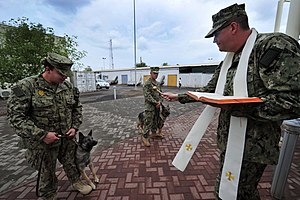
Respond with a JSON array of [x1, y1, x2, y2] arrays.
[[79, 132, 84, 141], [88, 130, 93, 136]]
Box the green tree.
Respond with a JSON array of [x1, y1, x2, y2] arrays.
[[0, 17, 86, 85], [83, 66, 92, 72], [56, 34, 87, 71], [136, 62, 148, 68], [162, 62, 168, 66]]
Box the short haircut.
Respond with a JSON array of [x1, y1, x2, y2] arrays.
[[234, 15, 249, 30]]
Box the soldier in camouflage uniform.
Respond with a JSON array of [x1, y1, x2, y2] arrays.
[[7, 53, 93, 200], [142, 67, 164, 147], [162, 3, 300, 200]]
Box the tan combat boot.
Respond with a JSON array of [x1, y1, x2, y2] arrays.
[[72, 180, 93, 195], [142, 136, 150, 147]]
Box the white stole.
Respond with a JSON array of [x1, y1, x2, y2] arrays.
[[172, 29, 258, 200]]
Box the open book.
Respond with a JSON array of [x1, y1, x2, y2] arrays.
[[187, 91, 263, 104]]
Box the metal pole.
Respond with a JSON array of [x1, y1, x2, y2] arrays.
[[133, 0, 137, 90], [113, 86, 117, 100], [102, 57, 106, 70], [110, 39, 114, 70]]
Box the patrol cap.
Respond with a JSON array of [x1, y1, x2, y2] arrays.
[[41, 52, 73, 77], [150, 67, 159, 74], [205, 3, 247, 38]]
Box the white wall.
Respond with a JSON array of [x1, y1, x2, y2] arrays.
[[158, 68, 178, 86], [180, 73, 213, 88]]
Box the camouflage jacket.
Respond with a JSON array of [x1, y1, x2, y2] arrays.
[[178, 32, 300, 164], [7, 75, 83, 149], [143, 78, 163, 111]]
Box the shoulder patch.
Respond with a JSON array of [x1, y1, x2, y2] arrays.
[[11, 85, 25, 97], [260, 47, 282, 67]]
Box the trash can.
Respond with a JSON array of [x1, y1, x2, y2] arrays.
[[271, 119, 300, 199]]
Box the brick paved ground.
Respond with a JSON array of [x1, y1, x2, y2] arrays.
[[0, 88, 299, 200]]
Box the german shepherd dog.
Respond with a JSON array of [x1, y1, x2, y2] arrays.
[[137, 104, 170, 136], [76, 130, 99, 190]]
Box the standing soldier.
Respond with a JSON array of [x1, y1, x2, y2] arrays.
[[7, 52, 92, 200], [142, 67, 164, 147]]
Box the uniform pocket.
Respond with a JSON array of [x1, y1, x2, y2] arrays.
[[65, 95, 75, 108], [32, 95, 54, 113]]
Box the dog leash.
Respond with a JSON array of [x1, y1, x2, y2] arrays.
[[56, 133, 79, 145]]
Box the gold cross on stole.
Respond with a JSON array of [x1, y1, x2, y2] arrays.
[[185, 144, 192, 151], [226, 171, 234, 181]]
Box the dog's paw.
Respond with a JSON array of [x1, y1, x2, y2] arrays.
[[89, 182, 96, 190], [94, 176, 100, 183]]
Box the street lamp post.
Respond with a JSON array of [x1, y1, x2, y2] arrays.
[[102, 57, 106, 70]]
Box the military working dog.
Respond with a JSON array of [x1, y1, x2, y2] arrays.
[[137, 104, 170, 137], [76, 130, 99, 190]]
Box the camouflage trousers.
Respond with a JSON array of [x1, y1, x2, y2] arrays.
[[25, 138, 80, 198], [143, 108, 160, 138], [215, 152, 267, 200]]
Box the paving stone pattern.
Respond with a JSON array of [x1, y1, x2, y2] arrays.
[[0, 89, 299, 199]]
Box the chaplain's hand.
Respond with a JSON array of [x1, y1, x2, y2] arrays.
[[161, 92, 178, 102]]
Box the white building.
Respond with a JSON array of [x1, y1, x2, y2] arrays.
[[72, 62, 220, 92], [95, 62, 219, 87]]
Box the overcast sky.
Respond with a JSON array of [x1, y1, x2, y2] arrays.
[[0, 0, 290, 71]]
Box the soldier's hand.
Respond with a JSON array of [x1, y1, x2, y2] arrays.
[[66, 128, 76, 139], [43, 132, 60, 144], [156, 101, 161, 108]]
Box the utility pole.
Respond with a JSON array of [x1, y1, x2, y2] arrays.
[[109, 39, 114, 69], [133, 0, 137, 89], [102, 57, 106, 70]]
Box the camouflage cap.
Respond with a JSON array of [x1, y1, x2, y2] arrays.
[[150, 67, 159, 73], [205, 3, 247, 38], [41, 52, 73, 77]]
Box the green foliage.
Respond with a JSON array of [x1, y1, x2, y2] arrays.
[[162, 62, 168, 66], [136, 62, 148, 68], [56, 34, 87, 71], [83, 66, 92, 72], [0, 17, 86, 85]]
